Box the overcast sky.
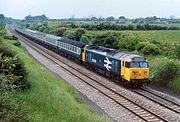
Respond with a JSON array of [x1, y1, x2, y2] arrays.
[[0, 0, 180, 19]]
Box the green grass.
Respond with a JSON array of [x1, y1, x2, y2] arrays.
[[3, 39, 107, 122], [88, 30, 180, 44], [126, 30, 180, 44]]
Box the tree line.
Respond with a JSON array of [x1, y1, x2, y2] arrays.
[[72, 23, 179, 31]]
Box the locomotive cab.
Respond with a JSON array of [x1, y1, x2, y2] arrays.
[[121, 56, 149, 87]]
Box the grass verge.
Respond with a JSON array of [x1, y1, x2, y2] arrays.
[[2, 37, 107, 122]]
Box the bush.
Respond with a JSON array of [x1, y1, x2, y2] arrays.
[[118, 33, 143, 51], [14, 40, 21, 47], [0, 54, 28, 90], [52, 27, 68, 36], [75, 28, 86, 41], [3, 35, 18, 40], [174, 44, 180, 59], [92, 32, 118, 48], [0, 76, 28, 122], [137, 41, 161, 55], [81, 34, 90, 44], [151, 58, 179, 85], [63, 29, 76, 40], [0, 41, 28, 90]]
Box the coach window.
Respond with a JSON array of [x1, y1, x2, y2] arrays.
[[71, 46, 73, 51], [78, 48, 81, 54]]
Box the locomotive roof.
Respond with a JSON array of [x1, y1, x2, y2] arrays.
[[85, 45, 119, 57], [58, 38, 86, 48], [115, 53, 146, 62], [86, 45, 146, 62]]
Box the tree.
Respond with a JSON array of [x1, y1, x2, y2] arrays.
[[90, 16, 98, 21], [75, 28, 86, 41], [53, 27, 67, 36], [0, 14, 5, 23], [25, 15, 48, 21], [106, 16, 115, 21], [93, 32, 118, 48]]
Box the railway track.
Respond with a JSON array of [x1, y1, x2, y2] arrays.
[[133, 87, 180, 114], [7, 26, 169, 122]]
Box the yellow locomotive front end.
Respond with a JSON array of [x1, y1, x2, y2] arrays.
[[121, 55, 150, 87]]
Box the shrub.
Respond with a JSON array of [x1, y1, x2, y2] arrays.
[[63, 29, 76, 40], [0, 55, 28, 90], [118, 33, 143, 51], [0, 76, 28, 122], [137, 41, 161, 55], [52, 27, 68, 36], [14, 40, 21, 47], [151, 58, 179, 85], [75, 28, 86, 41], [3, 35, 18, 40], [12, 35, 18, 40], [81, 35, 90, 44], [174, 44, 180, 59]]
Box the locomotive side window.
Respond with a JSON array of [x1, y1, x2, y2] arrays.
[[125, 62, 129, 68]]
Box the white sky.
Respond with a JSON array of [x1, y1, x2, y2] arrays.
[[0, 0, 180, 19]]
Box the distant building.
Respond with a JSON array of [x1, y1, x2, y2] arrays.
[[117, 16, 126, 23], [154, 19, 161, 23]]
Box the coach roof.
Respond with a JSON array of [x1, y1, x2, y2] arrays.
[[58, 38, 86, 48]]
